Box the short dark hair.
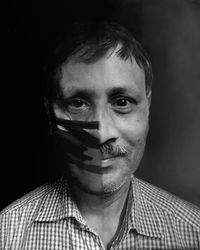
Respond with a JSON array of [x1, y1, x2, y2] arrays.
[[45, 21, 153, 101]]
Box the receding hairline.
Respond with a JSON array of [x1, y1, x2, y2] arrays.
[[57, 43, 146, 82], [45, 21, 153, 101], [60, 42, 123, 64]]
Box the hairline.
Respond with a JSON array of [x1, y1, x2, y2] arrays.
[[54, 44, 148, 100], [46, 22, 153, 101]]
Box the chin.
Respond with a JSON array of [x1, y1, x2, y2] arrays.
[[69, 165, 131, 196], [76, 179, 128, 196]]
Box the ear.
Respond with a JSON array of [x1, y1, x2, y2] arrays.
[[146, 90, 152, 117], [147, 90, 152, 108], [44, 97, 53, 135]]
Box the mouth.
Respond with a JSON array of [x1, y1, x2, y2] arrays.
[[80, 163, 113, 174], [79, 155, 124, 174], [101, 155, 116, 160], [101, 155, 123, 167]]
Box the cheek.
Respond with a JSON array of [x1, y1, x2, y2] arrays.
[[118, 115, 149, 147], [121, 117, 149, 173]]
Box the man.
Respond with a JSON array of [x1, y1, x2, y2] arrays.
[[0, 21, 200, 250]]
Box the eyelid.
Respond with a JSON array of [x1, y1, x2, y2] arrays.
[[111, 96, 137, 105], [68, 98, 89, 106], [110, 96, 137, 115]]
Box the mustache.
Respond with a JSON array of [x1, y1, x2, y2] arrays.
[[99, 143, 129, 158]]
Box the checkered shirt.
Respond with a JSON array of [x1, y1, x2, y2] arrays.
[[1, 176, 200, 249]]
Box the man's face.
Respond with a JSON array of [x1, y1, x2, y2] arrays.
[[52, 51, 151, 194]]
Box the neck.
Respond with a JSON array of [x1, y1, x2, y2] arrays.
[[69, 178, 132, 249], [69, 179, 131, 218]]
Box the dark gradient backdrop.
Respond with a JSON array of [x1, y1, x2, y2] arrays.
[[0, 0, 200, 210]]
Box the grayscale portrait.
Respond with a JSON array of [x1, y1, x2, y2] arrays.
[[1, 0, 200, 249]]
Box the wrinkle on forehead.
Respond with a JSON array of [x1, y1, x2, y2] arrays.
[[60, 51, 145, 99]]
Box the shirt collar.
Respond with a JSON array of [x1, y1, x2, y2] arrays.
[[34, 178, 86, 226], [129, 177, 163, 238], [34, 177, 163, 238]]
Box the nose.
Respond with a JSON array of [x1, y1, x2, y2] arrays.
[[96, 108, 119, 144]]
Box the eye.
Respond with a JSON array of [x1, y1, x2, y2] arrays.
[[67, 99, 89, 113], [112, 97, 137, 113]]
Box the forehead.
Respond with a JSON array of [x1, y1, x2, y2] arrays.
[[59, 52, 145, 97]]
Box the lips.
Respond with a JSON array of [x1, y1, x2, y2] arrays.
[[101, 155, 116, 160], [79, 155, 123, 174], [67, 145, 126, 174], [79, 162, 113, 174]]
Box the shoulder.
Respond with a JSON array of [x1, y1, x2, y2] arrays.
[[0, 179, 68, 249], [0, 180, 60, 217], [136, 177, 200, 230]]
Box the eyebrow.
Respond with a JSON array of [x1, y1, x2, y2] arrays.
[[106, 87, 132, 97], [68, 87, 134, 96], [65, 89, 95, 99]]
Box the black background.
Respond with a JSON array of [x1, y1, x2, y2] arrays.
[[1, 0, 200, 210]]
